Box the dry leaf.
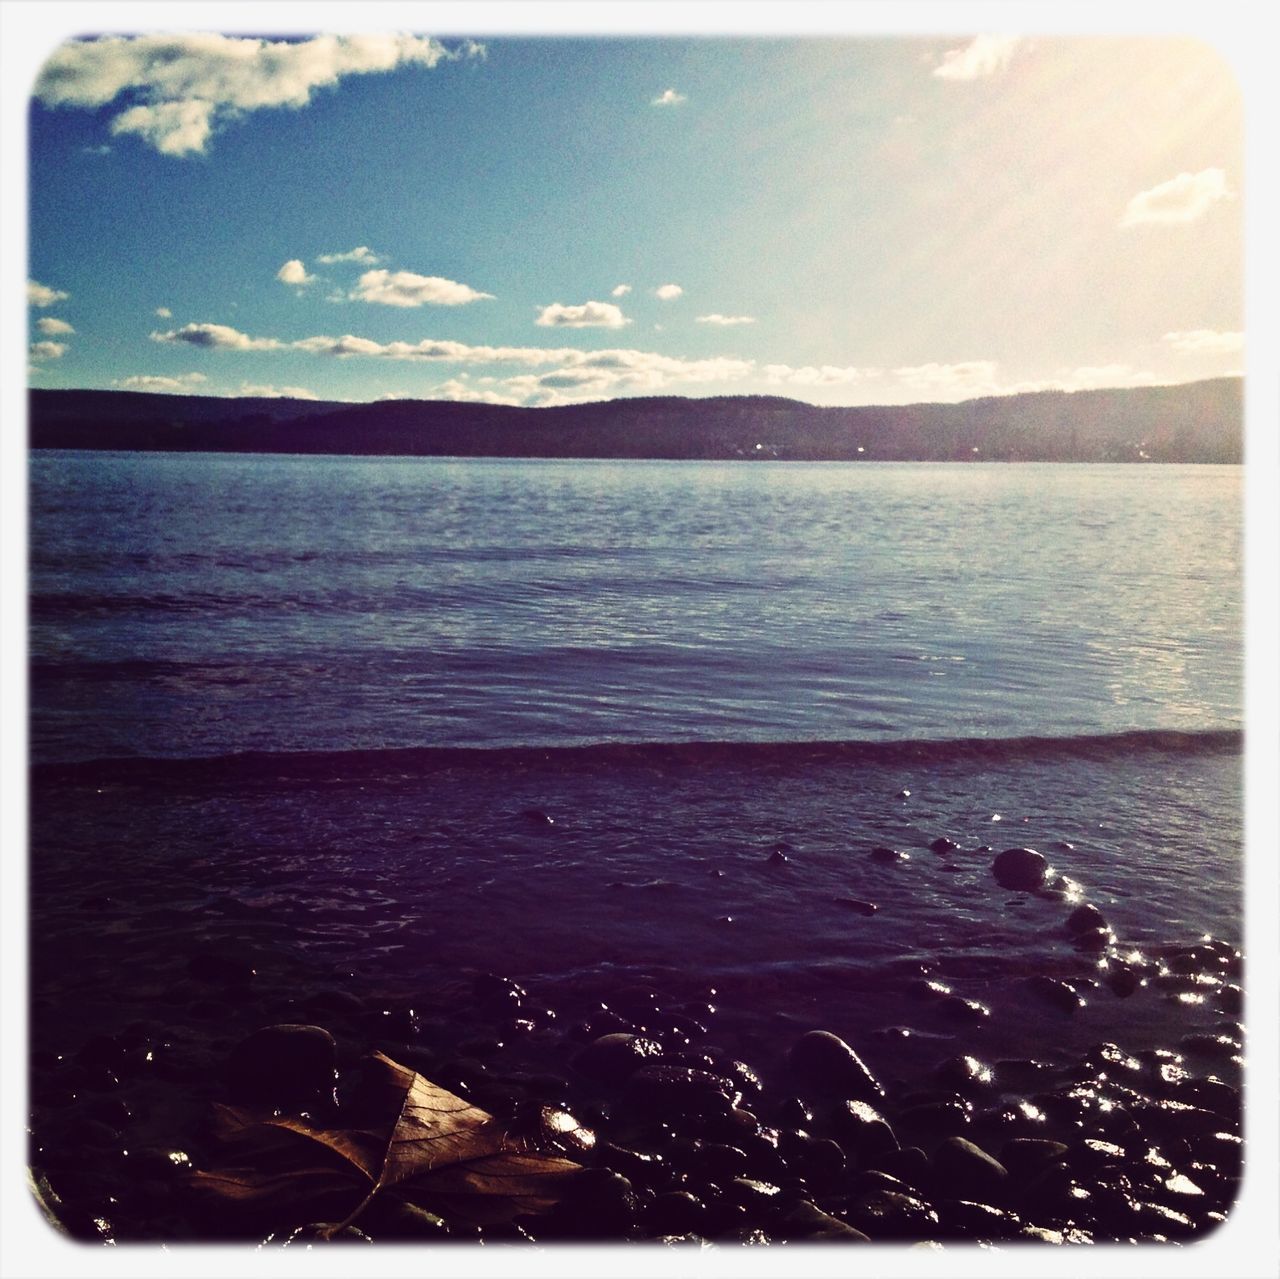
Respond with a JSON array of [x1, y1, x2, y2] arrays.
[[188, 1051, 582, 1237]]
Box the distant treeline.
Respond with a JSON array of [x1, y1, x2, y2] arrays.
[[28, 377, 1242, 463]]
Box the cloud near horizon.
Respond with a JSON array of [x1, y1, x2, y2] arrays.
[[34, 33, 480, 156], [535, 301, 629, 329], [350, 269, 493, 307], [1120, 169, 1231, 227], [115, 372, 209, 392], [1161, 328, 1243, 354], [30, 340, 68, 360], [36, 317, 75, 336], [655, 284, 683, 301], [152, 322, 284, 350], [932, 35, 1021, 81], [28, 280, 69, 307], [697, 314, 755, 326]]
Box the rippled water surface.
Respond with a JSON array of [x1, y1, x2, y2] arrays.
[[30, 454, 1242, 761]]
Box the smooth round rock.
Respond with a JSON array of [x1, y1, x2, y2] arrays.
[[574, 1033, 663, 1085], [871, 846, 909, 864], [932, 1136, 1010, 1200], [788, 1030, 884, 1100], [992, 848, 1049, 890], [224, 1024, 336, 1107], [1066, 903, 1108, 934]]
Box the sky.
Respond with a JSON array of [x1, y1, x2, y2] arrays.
[[22, 27, 1245, 409]]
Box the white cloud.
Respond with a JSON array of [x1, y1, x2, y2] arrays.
[[317, 246, 380, 265], [28, 280, 69, 307], [696, 314, 755, 326], [277, 258, 315, 287], [430, 378, 522, 406], [1161, 329, 1244, 355], [30, 340, 67, 360], [933, 35, 1021, 81], [350, 268, 493, 307], [535, 301, 630, 329], [115, 372, 208, 392], [891, 360, 1003, 400], [651, 89, 686, 107], [763, 364, 876, 387], [155, 306, 172, 318], [1120, 169, 1232, 228], [151, 322, 283, 350], [236, 383, 320, 400], [611, 284, 632, 297], [36, 317, 75, 336], [34, 33, 478, 156], [655, 284, 683, 301], [110, 98, 215, 156]]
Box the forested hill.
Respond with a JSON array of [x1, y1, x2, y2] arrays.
[[28, 376, 1242, 463]]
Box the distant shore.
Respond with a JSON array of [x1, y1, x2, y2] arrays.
[[28, 376, 1242, 463]]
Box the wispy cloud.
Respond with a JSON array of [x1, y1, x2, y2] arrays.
[[317, 246, 381, 265], [36, 317, 75, 336], [763, 364, 875, 387], [277, 259, 316, 287], [654, 284, 683, 301], [611, 284, 632, 297], [236, 383, 320, 400], [152, 322, 284, 350], [28, 280, 69, 307], [1161, 328, 1244, 354], [932, 35, 1021, 81], [891, 360, 1002, 399], [115, 372, 208, 392], [155, 306, 172, 319], [697, 314, 755, 327], [30, 340, 68, 360], [350, 268, 493, 307], [535, 301, 630, 329], [34, 33, 480, 156], [651, 88, 686, 107], [1120, 169, 1231, 227]]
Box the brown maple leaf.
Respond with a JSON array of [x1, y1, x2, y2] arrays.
[[187, 1051, 582, 1237]]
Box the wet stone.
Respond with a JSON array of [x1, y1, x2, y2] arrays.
[[1027, 975, 1085, 1013], [845, 1189, 941, 1239], [788, 1030, 883, 1100], [224, 1024, 337, 1109], [833, 897, 878, 916], [935, 1054, 994, 1095], [773, 1200, 871, 1242], [1065, 903, 1108, 934], [870, 846, 910, 864], [929, 837, 961, 856], [834, 1099, 900, 1161], [932, 1136, 1009, 1199], [624, 1064, 738, 1120], [992, 847, 1049, 891], [999, 1137, 1070, 1177], [574, 1033, 664, 1085]]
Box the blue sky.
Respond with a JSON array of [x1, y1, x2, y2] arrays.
[[25, 28, 1244, 407]]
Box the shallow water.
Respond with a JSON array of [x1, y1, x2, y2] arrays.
[[28, 452, 1245, 1093]]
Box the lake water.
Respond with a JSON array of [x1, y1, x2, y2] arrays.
[[28, 452, 1245, 1100], [29, 454, 1242, 762]]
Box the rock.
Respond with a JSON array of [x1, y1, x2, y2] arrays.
[[767, 849, 790, 865], [991, 847, 1049, 890], [1072, 926, 1114, 953], [866, 1145, 930, 1190], [929, 837, 960, 855], [834, 1099, 899, 1161], [1027, 975, 1085, 1013], [870, 846, 909, 864], [1066, 903, 1108, 934], [935, 1198, 1023, 1240], [937, 994, 990, 1023], [646, 1190, 704, 1236], [519, 808, 554, 826], [574, 1033, 663, 1085], [935, 1055, 994, 1094], [224, 1024, 336, 1108], [999, 1137, 1069, 1177], [773, 1200, 871, 1242], [897, 1099, 971, 1140], [473, 972, 527, 1011], [845, 1189, 940, 1238], [788, 1030, 884, 1100], [623, 1064, 738, 1120]]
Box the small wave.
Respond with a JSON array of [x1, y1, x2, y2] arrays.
[[31, 727, 1242, 788]]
